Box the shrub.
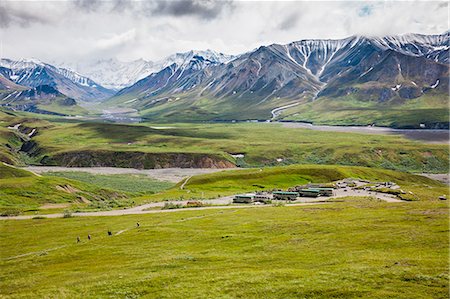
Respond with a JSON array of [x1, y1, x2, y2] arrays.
[[398, 193, 418, 201], [186, 201, 204, 208], [0, 208, 21, 217], [162, 202, 183, 210], [63, 210, 73, 218]]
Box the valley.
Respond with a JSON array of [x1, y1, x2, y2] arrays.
[[1, 32, 448, 128], [1, 8, 449, 298], [1, 109, 448, 173]]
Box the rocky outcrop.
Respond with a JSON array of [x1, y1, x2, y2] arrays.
[[40, 150, 235, 169]]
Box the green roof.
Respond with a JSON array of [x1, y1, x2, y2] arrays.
[[273, 191, 298, 195], [303, 188, 333, 191]]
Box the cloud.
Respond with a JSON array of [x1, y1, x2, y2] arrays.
[[278, 13, 299, 31], [73, 0, 103, 13], [0, 0, 448, 65], [148, 0, 234, 19], [358, 5, 373, 17], [110, 0, 135, 13], [70, 0, 234, 20], [95, 29, 137, 50], [0, 3, 48, 28]]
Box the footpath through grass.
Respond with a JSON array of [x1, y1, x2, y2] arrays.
[[1, 198, 448, 298]]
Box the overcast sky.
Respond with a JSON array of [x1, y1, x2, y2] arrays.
[[0, 0, 448, 64]]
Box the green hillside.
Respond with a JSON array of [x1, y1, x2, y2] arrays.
[[280, 92, 449, 128], [0, 164, 133, 215], [0, 117, 446, 173]]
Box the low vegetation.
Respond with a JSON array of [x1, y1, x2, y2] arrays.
[[0, 110, 447, 173], [45, 172, 174, 194], [1, 198, 448, 298], [280, 93, 449, 128], [0, 164, 132, 215]]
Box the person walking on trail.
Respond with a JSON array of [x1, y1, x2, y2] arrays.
[[77, 236, 81, 243], [88, 234, 91, 240]]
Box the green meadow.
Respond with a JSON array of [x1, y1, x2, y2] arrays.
[[0, 164, 177, 215], [1, 109, 449, 298], [1, 110, 447, 172], [45, 172, 174, 194], [1, 198, 448, 298], [280, 93, 449, 128], [0, 164, 135, 215]]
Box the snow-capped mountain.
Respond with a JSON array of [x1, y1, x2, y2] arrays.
[[114, 49, 235, 98], [59, 58, 156, 90], [158, 50, 235, 69], [370, 32, 449, 63], [0, 58, 114, 101], [1, 32, 448, 125], [59, 50, 235, 90], [106, 31, 449, 123]]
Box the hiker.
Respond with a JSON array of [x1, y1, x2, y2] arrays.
[[136, 222, 140, 227], [77, 236, 80, 243], [88, 234, 91, 240]]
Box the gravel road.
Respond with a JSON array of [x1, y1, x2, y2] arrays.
[[1, 189, 402, 220]]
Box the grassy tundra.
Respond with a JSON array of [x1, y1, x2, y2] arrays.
[[1, 198, 448, 298], [0, 109, 448, 172], [1, 163, 448, 215], [0, 110, 448, 298]]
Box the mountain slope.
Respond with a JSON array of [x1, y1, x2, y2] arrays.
[[59, 50, 235, 90], [58, 58, 156, 90], [103, 32, 449, 126], [0, 81, 86, 116], [0, 58, 114, 101]]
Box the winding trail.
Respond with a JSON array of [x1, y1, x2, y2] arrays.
[[270, 102, 301, 119], [180, 176, 192, 189]]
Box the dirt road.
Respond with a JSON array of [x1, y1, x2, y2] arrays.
[[1, 188, 402, 220]]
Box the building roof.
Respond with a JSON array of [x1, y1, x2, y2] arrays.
[[299, 189, 320, 193], [273, 191, 299, 195]]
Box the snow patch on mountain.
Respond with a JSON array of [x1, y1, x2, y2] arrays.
[[57, 50, 235, 90], [0, 58, 100, 89], [369, 32, 449, 57]]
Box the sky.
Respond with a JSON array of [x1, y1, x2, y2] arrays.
[[0, 0, 448, 64]]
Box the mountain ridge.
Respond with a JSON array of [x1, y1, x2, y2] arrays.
[[103, 31, 449, 127], [1, 31, 448, 127]]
